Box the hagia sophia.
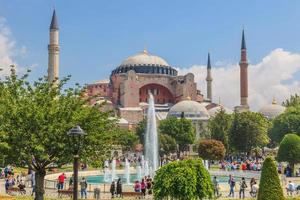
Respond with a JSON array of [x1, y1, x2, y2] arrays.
[[47, 10, 286, 139]]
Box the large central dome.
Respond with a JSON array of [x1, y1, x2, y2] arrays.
[[111, 50, 177, 76], [120, 50, 170, 67]]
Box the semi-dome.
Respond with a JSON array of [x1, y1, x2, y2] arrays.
[[208, 105, 233, 117], [259, 99, 286, 120], [168, 98, 210, 120], [111, 50, 177, 76]]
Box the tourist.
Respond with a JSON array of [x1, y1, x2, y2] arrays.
[[69, 174, 74, 190], [239, 177, 247, 198], [228, 175, 235, 197], [146, 176, 153, 195], [18, 180, 26, 195], [286, 180, 295, 196], [110, 181, 116, 198], [250, 180, 258, 198], [116, 178, 123, 198], [80, 177, 88, 199], [134, 180, 141, 192], [213, 176, 220, 197], [94, 187, 100, 200], [57, 173, 66, 190], [141, 178, 147, 197]]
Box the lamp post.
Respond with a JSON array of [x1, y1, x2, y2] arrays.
[[67, 125, 86, 200]]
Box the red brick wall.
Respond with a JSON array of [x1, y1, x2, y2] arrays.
[[139, 83, 174, 104]]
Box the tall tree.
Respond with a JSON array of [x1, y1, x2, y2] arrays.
[[277, 134, 300, 176], [135, 118, 146, 144], [159, 133, 177, 155], [208, 109, 233, 151], [159, 117, 196, 152], [282, 94, 300, 107], [109, 129, 139, 152], [229, 111, 269, 154], [269, 106, 300, 143], [0, 69, 115, 200]]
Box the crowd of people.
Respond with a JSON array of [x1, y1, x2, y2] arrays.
[[1, 166, 27, 195]]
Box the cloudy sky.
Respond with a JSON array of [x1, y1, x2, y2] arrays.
[[0, 0, 300, 110]]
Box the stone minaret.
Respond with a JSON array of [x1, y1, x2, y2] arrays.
[[239, 29, 249, 108], [206, 53, 213, 102], [48, 10, 59, 83]]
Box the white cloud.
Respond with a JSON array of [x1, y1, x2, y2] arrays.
[[178, 48, 300, 111], [0, 16, 27, 77]]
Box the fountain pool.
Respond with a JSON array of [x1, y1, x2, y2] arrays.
[[86, 174, 251, 185]]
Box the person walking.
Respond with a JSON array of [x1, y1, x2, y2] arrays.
[[110, 181, 116, 198], [213, 176, 220, 197], [57, 173, 66, 190], [116, 178, 123, 198], [79, 177, 88, 199], [141, 178, 147, 198], [228, 175, 235, 197], [239, 177, 247, 198], [94, 187, 100, 200], [69, 174, 74, 190]]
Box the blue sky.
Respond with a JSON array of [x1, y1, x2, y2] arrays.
[[1, 0, 300, 83], [0, 0, 300, 109]]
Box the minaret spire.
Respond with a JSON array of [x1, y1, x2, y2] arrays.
[[206, 52, 213, 102], [48, 9, 60, 83], [239, 29, 249, 108]]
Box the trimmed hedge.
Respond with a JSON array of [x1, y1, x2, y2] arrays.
[[257, 156, 284, 200], [153, 159, 213, 200]]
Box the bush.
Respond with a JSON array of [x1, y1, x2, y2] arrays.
[[153, 159, 213, 200], [257, 156, 284, 200], [277, 134, 300, 176], [198, 139, 225, 161]]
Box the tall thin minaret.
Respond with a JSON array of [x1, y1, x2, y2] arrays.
[[48, 10, 59, 83], [239, 29, 249, 107], [206, 53, 213, 102]]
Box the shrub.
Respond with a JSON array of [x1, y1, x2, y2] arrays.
[[257, 156, 284, 200], [153, 159, 213, 200], [198, 139, 225, 161]]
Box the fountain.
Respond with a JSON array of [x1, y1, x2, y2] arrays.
[[103, 167, 110, 183], [144, 93, 159, 175], [124, 159, 130, 184], [111, 159, 117, 182], [136, 165, 142, 181]]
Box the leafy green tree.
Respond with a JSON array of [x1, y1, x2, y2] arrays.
[[159, 117, 196, 152], [109, 129, 139, 152], [135, 118, 146, 144], [0, 69, 115, 200], [269, 106, 300, 143], [153, 159, 213, 200], [277, 134, 300, 176], [257, 156, 284, 200], [159, 133, 177, 155], [208, 109, 233, 151], [229, 111, 269, 154], [282, 94, 300, 107], [198, 139, 225, 161]]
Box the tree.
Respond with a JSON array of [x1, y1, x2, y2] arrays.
[[109, 129, 139, 152], [229, 111, 269, 154], [208, 109, 233, 151], [0, 69, 115, 200], [257, 156, 284, 200], [282, 94, 300, 107], [135, 118, 146, 144], [159, 117, 196, 152], [198, 139, 225, 161], [277, 134, 300, 176], [269, 106, 300, 143], [159, 133, 177, 155], [153, 159, 213, 200]]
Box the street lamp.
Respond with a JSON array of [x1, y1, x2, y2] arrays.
[[67, 125, 87, 200]]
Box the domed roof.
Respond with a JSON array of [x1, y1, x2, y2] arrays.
[[120, 50, 170, 67], [259, 99, 286, 120], [208, 105, 233, 117], [168, 98, 210, 120]]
